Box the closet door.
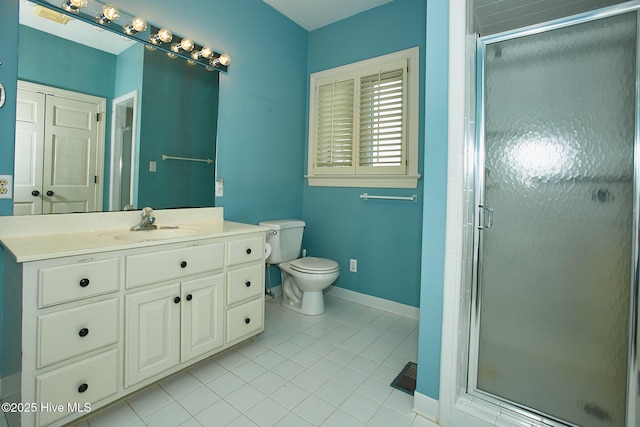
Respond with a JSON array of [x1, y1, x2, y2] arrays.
[[14, 89, 45, 216], [43, 95, 100, 214]]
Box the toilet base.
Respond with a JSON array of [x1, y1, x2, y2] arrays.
[[281, 291, 325, 315]]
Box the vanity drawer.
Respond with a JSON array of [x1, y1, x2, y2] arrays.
[[37, 298, 119, 368], [227, 263, 263, 305], [227, 235, 264, 266], [38, 258, 119, 308], [36, 349, 118, 426], [126, 242, 224, 288], [226, 298, 264, 344]]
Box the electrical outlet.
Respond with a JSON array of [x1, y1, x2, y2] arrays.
[[215, 178, 224, 197], [0, 175, 12, 199], [349, 258, 357, 273]]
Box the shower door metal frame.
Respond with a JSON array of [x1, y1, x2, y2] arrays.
[[466, 3, 640, 427]]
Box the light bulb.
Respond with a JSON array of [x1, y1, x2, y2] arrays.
[[124, 16, 147, 35], [210, 53, 231, 68], [150, 28, 173, 45], [218, 53, 231, 66], [171, 38, 194, 53], [96, 4, 120, 24], [191, 46, 214, 60], [61, 0, 87, 13], [103, 5, 120, 21]]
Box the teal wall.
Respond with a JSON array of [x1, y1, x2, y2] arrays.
[[304, 0, 426, 308], [114, 44, 144, 98], [417, 0, 449, 400]]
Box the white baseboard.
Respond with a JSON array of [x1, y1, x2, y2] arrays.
[[413, 391, 439, 423], [325, 286, 420, 319]]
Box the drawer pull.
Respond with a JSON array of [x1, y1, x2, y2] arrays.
[[245, 317, 251, 324], [79, 278, 90, 287], [174, 296, 181, 304], [78, 383, 88, 393], [246, 248, 252, 255], [180, 261, 187, 268], [78, 328, 89, 337], [245, 281, 251, 287], [186, 294, 193, 301]]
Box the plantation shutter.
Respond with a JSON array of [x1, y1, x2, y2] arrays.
[[357, 61, 407, 174], [314, 79, 355, 173]]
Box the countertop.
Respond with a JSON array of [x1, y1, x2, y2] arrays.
[[0, 208, 268, 262]]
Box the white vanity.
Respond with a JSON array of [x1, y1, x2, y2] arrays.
[[0, 208, 267, 427]]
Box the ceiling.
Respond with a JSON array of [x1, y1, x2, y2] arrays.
[[473, 0, 625, 35], [262, 0, 627, 34], [262, 0, 394, 31]]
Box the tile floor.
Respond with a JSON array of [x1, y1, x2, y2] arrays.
[[13, 294, 438, 427]]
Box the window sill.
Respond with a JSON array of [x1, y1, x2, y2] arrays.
[[305, 174, 421, 188]]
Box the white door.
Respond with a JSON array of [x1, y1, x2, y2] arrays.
[[125, 283, 181, 387], [43, 95, 100, 214], [14, 82, 105, 215], [14, 89, 45, 216], [181, 274, 224, 362]]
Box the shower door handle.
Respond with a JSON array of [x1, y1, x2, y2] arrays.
[[478, 205, 493, 230]]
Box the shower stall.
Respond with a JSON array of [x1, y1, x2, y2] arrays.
[[467, 3, 639, 427]]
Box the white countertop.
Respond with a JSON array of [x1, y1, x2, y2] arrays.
[[0, 208, 268, 262]]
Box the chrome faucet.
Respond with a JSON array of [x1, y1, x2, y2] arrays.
[[131, 207, 157, 231]]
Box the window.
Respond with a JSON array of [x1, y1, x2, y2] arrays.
[[307, 47, 420, 188]]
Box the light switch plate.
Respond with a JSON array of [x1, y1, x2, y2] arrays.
[[0, 175, 12, 199], [215, 179, 224, 197]]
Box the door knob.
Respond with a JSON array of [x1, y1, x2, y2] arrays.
[[46, 190, 54, 197], [31, 190, 40, 197]]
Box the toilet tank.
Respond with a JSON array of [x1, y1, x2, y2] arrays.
[[259, 219, 305, 264]]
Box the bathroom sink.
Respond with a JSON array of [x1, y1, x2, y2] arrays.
[[99, 226, 201, 242]]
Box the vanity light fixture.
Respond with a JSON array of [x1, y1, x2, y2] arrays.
[[171, 38, 195, 53], [149, 28, 173, 45], [191, 46, 214, 60], [124, 16, 148, 35], [95, 4, 120, 25], [210, 53, 231, 68], [61, 0, 88, 14]]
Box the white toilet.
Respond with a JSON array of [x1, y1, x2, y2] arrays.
[[259, 219, 339, 315]]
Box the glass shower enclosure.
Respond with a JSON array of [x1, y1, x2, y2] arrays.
[[469, 6, 638, 427]]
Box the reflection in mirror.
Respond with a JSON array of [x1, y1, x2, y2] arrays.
[[15, 0, 220, 215]]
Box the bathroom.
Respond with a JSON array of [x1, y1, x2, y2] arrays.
[[0, 0, 637, 426]]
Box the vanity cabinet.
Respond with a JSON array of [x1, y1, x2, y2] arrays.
[[125, 274, 225, 387], [1, 227, 266, 427]]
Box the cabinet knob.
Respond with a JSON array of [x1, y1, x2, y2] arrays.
[[186, 294, 193, 301], [180, 261, 187, 268], [79, 278, 90, 287], [78, 383, 88, 393], [46, 190, 54, 197], [246, 248, 252, 255], [31, 190, 40, 197], [245, 317, 251, 324], [245, 281, 251, 287], [174, 296, 181, 304], [78, 328, 89, 337]]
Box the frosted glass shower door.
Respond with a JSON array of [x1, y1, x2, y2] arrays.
[[473, 12, 636, 427]]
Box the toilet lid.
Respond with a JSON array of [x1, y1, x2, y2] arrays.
[[290, 257, 339, 273]]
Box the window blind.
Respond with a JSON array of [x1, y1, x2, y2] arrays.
[[359, 68, 405, 168], [315, 79, 355, 169]]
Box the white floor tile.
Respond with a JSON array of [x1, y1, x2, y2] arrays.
[[244, 397, 289, 427], [78, 295, 419, 427], [292, 395, 336, 426]]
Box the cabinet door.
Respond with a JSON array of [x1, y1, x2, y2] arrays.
[[125, 283, 180, 387], [181, 274, 224, 362]]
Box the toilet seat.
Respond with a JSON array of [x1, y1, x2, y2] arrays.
[[290, 257, 339, 274]]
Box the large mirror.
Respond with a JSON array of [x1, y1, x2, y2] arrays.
[[14, 0, 220, 215]]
